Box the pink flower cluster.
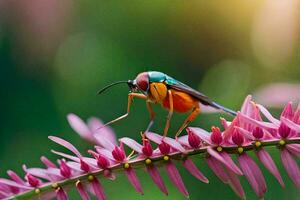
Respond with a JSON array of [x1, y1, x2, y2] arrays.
[[1, 95, 300, 200]]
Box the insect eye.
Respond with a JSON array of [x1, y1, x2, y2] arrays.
[[137, 78, 149, 91]]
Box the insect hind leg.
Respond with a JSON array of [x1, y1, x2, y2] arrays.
[[175, 106, 200, 139]]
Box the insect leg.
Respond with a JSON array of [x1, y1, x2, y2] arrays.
[[145, 101, 155, 132], [175, 106, 200, 138], [101, 93, 147, 128], [163, 90, 174, 137]]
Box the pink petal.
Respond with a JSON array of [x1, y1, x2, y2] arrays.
[[94, 135, 115, 151], [88, 117, 117, 145], [124, 168, 143, 195], [7, 170, 25, 185], [256, 149, 284, 187], [239, 113, 278, 130], [46, 168, 64, 179], [91, 178, 106, 200], [240, 95, 252, 115], [23, 167, 51, 181], [238, 154, 266, 198], [0, 178, 32, 189], [41, 156, 57, 168], [145, 132, 163, 144], [51, 150, 80, 162], [56, 187, 68, 200], [207, 148, 242, 175], [165, 161, 189, 198], [182, 159, 208, 183], [234, 127, 255, 140], [119, 137, 143, 153], [256, 104, 280, 125], [281, 102, 294, 119], [95, 147, 116, 161], [163, 137, 186, 153], [49, 136, 82, 158], [227, 169, 246, 200], [281, 117, 300, 132], [281, 149, 300, 188], [76, 181, 90, 200], [145, 132, 186, 152], [177, 135, 189, 147], [67, 113, 94, 142], [206, 156, 229, 183], [187, 127, 212, 145], [220, 117, 229, 129], [51, 150, 97, 169], [146, 166, 168, 195], [286, 144, 300, 157]]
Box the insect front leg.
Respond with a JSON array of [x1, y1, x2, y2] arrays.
[[163, 90, 174, 137], [101, 93, 147, 128]]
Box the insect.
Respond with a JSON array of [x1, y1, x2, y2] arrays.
[[98, 71, 236, 138]]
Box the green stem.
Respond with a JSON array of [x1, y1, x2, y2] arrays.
[[12, 138, 300, 200]]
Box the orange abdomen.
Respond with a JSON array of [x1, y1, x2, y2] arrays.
[[162, 89, 199, 113]]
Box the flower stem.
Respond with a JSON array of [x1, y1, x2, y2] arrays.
[[12, 138, 300, 200]]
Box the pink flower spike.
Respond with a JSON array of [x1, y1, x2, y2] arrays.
[[281, 149, 300, 188], [206, 156, 229, 183], [26, 173, 40, 187], [56, 187, 68, 200], [286, 144, 300, 157], [187, 127, 211, 145], [146, 166, 168, 195], [165, 161, 189, 198], [87, 117, 117, 145], [49, 136, 82, 158], [119, 137, 143, 153], [76, 181, 90, 200], [124, 168, 143, 195], [256, 149, 284, 187], [91, 178, 106, 200], [237, 153, 267, 198], [41, 156, 57, 168], [182, 159, 208, 183]]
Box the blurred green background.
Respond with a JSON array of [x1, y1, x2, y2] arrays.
[[1, 0, 300, 199]]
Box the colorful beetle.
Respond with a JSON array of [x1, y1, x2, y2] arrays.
[[98, 71, 236, 137]]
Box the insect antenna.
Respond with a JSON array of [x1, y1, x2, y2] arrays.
[[97, 81, 129, 95]]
